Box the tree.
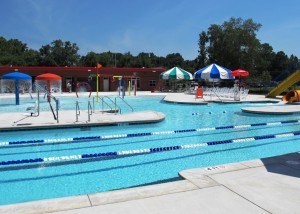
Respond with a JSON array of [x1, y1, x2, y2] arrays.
[[257, 43, 274, 72], [38, 40, 80, 66], [24, 49, 39, 66], [197, 31, 208, 68], [133, 52, 153, 68], [0, 36, 39, 66], [79, 51, 98, 67], [98, 51, 117, 67], [118, 52, 133, 67], [164, 53, 184, 68], [270, 51, 290, 79], [38, 44, 55, 66], [197, 17, 280, 83], [289, 54, 300, 72], [198, 18, 262, 69]]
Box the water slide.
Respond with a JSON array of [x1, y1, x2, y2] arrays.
[[282, 90, 300, 103], [266, 70, 300, 98]]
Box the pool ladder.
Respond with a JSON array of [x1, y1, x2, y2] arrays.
[[93, 96, 133, 114], [76, 97, 133, 122], [75, 100, 92, 122]]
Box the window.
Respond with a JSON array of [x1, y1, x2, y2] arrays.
[[149, 80, 156, 87]]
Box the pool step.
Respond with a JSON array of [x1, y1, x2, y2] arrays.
[[99, 108, 119, 113]]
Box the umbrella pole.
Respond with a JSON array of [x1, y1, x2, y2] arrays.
[[15, 80, 20, 105]]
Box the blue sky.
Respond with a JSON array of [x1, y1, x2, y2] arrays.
[[1, 0, 300, 60]]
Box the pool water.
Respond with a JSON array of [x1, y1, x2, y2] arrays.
[[1, 95, 300, 205]]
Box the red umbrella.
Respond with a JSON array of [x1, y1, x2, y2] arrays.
[[35, 73, 62, 80], [230, 69, 249, 77]]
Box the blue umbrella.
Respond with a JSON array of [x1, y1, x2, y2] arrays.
[[1, 72, 32, 105], [2, 72, 32, 80], [194, 63, 234, 80]]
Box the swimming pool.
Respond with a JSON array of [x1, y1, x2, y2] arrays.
[[1, 95, 300, 205]]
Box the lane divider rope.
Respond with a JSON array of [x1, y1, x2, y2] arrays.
[[1, 130, 300, 166], [1, 119, 300, 147]]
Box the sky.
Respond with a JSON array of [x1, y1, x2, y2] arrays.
[[1, 0, 300, 60]]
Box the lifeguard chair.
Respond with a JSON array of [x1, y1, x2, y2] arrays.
[[195, 87, 204, 100]]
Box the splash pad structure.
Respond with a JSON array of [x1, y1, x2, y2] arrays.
[[0, 71, 32, 105], [35, 73, 62, 102], [76, 82, 92, 98]]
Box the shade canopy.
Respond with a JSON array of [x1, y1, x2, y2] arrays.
[[160, 67, 193, 80], [230, 69, 249, 77], [35, 73, 62, 80], [1, 72, 32, 105], [194, 64, 234, 80], [1, 71, 32, 80]]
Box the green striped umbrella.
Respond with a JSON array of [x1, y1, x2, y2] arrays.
[[160, 67, 193, 80]]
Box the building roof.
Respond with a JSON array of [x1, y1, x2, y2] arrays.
[[0, 66, 166, 73]]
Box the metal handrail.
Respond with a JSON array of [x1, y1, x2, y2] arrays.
[[35, 84, 59, 122], [53, 97, 59, 123], [93, 96, 114, 113], [115, 97, 134, 112], [88, 100, 92, 122], [76, 101, 80, 122], [102, 96, 121, 114]]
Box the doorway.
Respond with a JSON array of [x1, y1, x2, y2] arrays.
[[103, 77, 109, 91]]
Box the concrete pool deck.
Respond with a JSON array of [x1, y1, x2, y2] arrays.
[[1, 92, 300, 213], [0, 110, 166, 131]]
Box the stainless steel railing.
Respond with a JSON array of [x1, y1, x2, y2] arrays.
[[88, 100, 92, 122], [114, 96, 134, 113], [76, 101, 80, 122]]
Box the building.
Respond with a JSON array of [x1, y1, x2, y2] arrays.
[[0, 66, 166, 92]]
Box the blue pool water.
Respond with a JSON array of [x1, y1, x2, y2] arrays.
[[1, 95, 300, 205]]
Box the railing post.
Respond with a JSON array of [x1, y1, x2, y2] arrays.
[[92, 97, 95, 113], [114, 97, 117, 115], [56, 98, 59, 123], [102, 97, 104, 113], [88, 101, 92, 122], [76, 101, 80, 122]]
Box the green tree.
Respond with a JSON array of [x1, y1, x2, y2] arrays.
[[197, 17, 282, 84], [0, 36, 39, 66], [98, 51, 117, 67], [197, 31, 208, 69], [257, 43, 275, 72], [79, 51, 98, 66], [133, 52, 153, 68], [199, 17, 262, 70], [118, 52, 133, 67], [289, 54, 300, 71], [164, 53, 184, 68], [39, 44, 56, 66], [182, 59, 197, 73], [270, 51, 290, 79], [38, 40, 80, 66], [24, 49, 39, 66]]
